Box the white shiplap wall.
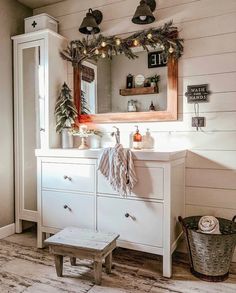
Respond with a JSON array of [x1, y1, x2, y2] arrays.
[[34, 0, 236, 226]]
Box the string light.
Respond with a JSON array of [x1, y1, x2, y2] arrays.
[[83, 49, 87, 54], [115, 38, 121, 45], [95, 48, 99, 55], [101, 52, 106, 58], [101, 41, 106, 47], [133, 39, 139, 46], [169, 45, 174, 53], [160, 44, 165, 50], [147, 33, 152, 39]]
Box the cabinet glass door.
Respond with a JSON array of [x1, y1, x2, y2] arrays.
[[18, 40, 45, 214]]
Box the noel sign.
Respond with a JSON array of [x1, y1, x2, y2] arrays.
[[148, 51, 167, 68], [185, 84, 210, 103]]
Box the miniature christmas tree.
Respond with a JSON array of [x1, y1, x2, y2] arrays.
[[55, 82, 77, 133], [81, 90, 91, 115]]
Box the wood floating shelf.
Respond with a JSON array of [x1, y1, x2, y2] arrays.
[[119, 86, 158, 96]]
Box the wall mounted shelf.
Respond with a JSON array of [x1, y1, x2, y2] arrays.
[[119, 86, 158, 96]]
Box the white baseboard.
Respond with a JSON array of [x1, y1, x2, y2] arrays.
[[0, 223, 15, 239]]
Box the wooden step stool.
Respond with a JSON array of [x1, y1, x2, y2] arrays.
[[45, 227, 119, 285]]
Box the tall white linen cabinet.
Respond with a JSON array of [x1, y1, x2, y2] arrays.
[[12, 30, 67, 233]]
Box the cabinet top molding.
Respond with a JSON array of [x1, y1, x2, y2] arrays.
[[35, 148, 187, 162]]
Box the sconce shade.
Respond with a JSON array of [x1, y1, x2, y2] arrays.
[[79, 9, 103, 35], [132, 0, 156, 25]]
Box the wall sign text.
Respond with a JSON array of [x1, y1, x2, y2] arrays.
[[185, 84, 210, 103]]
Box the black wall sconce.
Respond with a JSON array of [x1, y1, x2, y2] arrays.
[[79, 8, 103, 35], [132, 0, 156, 25]]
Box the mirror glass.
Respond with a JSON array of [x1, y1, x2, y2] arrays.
[[22, 46, 40, 211], [81, 48, 168, 115]]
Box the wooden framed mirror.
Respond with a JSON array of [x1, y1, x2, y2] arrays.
[[76, 56, 177, 123], [60, 21, 183, 124]]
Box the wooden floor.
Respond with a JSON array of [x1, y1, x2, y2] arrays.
[[0, 230, 235, 293]]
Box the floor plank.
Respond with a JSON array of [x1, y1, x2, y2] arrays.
[[0, 231, 234, 293]]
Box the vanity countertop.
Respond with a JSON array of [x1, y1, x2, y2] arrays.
[[35, 148, 186, 161]]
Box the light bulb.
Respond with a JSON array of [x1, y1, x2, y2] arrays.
[[147, 33, 152, 40], [101, 52, 106, 58], [116, 38, 121, 46], [133, 39, 139, 46], [139, 15, 147, 21], [160, 44, 165, 50], [101, 41, 106, 47], [95, 48, 99, 55], [86, 26, 93, 32], [169, 46, 174, 53]]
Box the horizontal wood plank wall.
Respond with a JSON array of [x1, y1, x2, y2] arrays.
[[34, 0, 236, 239]]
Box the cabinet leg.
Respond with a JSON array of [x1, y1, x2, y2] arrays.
[[37, 227, 46, 249], [70, 257, 76, 266], [163, 253, 172, 278], [105, 253, 112, 274], [94, 260, 102, 285], [15, 219, 23, 233], [54, 255, 63, 277]]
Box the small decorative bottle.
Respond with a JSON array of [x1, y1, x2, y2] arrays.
[[149, 101, 155, 111], [133, 125, 142, 150]]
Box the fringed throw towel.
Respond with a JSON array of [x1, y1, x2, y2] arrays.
[[98, 144, 137, 196]]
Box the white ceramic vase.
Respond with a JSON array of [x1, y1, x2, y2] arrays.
[[90, 135, 101, 149], [61, 128, 73, 148]]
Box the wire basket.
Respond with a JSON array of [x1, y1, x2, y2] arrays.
[[179, 215, 236, 282]]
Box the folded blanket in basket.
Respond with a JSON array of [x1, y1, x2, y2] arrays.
[[198, 216, 221, 234]]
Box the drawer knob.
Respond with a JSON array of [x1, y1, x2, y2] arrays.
[[125, 213, 136, 221], [63, 204, 72, 211], [64, 175, 72, 181]]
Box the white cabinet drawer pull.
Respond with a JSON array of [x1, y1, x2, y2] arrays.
[[125, 213, 136, 221], [64, 175, 72, 181], [63, 204, 72, 212]]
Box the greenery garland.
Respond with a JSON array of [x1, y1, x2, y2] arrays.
[[60, 20, 183, 67]]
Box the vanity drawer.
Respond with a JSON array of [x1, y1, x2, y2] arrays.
[[97, 196, 163, 247], [42, 190, 95, 229], [98, 165, 164, 200], [42, 162, 95, 193]]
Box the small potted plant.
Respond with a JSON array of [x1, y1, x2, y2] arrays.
[[149, 74, 160, 90], [55, 82, 77, 148]]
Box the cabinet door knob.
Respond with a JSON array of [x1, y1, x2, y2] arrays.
[[63, 204, 72, 211], [125, 213, 136, 221], [40, 128, 45, 132], [64, 175, 72, 181]]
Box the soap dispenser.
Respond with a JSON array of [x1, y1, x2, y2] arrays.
[[142, 128, 155, 149], [133, 125, 142, 150]]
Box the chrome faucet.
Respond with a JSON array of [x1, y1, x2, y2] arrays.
[[111, 126, 120, 144]]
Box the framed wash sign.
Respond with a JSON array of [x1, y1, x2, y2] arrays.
[[148, 51, 167, 68], [185, 84, 210, 103]]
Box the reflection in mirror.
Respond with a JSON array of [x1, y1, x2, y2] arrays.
[[81, 48, 167, 115]]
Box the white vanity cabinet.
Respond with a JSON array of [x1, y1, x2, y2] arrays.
[[12, 30, 67, 233], [36, 149, 186, 278]]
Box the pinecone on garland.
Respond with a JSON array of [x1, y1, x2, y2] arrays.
[[55, 82, 77, 133]]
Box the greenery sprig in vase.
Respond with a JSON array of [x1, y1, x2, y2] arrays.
[[55, 82, 77, 148]]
